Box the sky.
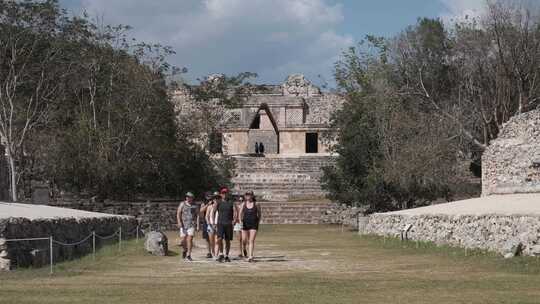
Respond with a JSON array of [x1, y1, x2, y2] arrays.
[[59, 0, 487, 87]]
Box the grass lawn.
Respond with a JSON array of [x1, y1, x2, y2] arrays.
[[1, 225, 540, 304]]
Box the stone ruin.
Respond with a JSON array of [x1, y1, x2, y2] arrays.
[[173, 74, 345, 201], [482, 109, 540, 196], [361, 108, 540, 257]]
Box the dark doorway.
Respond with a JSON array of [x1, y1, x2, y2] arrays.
[[306, 133, 318, 153], [250, 114, 260, 129], [209, 132, 223, 154]]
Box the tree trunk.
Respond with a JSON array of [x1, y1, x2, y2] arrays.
[[5, 147, 17, 202]]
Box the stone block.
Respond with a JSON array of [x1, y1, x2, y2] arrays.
[[144, 231, 168, 256]]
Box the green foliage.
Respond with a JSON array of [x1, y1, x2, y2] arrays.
[[323, 19, 479, 212], [1, 0, 231, 200]]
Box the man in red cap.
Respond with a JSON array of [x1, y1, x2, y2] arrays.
[[216, 187, 236, 262]]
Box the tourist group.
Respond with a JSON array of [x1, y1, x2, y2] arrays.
[[176, 187, 261, 263]]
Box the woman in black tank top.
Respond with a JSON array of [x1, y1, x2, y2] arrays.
[[240, 191, 262, 262]]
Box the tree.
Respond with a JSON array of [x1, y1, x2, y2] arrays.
[[1, 0, 233, 201], [0, 0, 72, 201]]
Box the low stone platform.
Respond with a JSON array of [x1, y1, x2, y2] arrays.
[[361, 194, 540, 256], [0, 203, 137, 270], [259, 201, 334, 224], [232, 155, 335, 201]]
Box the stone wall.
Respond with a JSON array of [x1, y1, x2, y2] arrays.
[[362, 213, 540, 256], [50, 200, 180, 231], [321, 203, 364, 229], [482, 109, 540, 196], [0, 215, 137, 269], [259, 201, 334, 224]]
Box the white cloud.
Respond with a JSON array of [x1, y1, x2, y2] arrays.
[[438, 0, 487, 24], [65, 0, 353, 86]]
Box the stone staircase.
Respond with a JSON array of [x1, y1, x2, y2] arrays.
[[232, 155, 335, 201], [257, 201, 334, 224]]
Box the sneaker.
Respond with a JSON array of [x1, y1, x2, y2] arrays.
[[206, 253, 213, 259], [248, 257, 254, 263], [238, 254, 244, 259], [185, 256, 193, 262], [224, 256, 231, 263], [218, 255, 224, 263]]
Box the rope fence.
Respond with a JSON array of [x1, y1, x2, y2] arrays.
[[4, 225, 145, 274]]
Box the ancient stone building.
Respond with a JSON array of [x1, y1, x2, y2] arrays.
[[173, 74, 344, 201], [482, 109, 540, 196], [221, 74, 341, 156]]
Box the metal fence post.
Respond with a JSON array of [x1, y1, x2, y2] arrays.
[[49, 236, 53, 275], [92, 231, 96, 260]]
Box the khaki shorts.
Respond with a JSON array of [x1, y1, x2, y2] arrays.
[[180, 227, 195, 237]]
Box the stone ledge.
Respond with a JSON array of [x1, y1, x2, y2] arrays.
[[362, 213, 540, 256]]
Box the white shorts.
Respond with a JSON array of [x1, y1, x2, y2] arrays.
[[207, 224, 216, 234], [180, 227, 195, 237], [233, 223, 243, 232]]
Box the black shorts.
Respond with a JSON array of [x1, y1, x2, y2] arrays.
[[242, 221, 259, 231], [202, 222, 209, 240], [217, 223, 233, 241]]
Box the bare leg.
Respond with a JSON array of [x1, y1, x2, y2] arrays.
[[237, 231, 243, 256], [208, 233, 215, 256], [249, 230, 257, 259], [214, 234, 220, 257], [181, 236, 187, 254], [218, 237, 224, 256], [241, 230, 249, 257], [186, 236, 193, 257]]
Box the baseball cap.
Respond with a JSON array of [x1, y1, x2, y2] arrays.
[[186, 192, 194, 198]]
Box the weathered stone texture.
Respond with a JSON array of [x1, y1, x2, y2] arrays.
[[232, 156, 335, 201], [1, 216, 136, 269], [320, 203, 365, 229], [144, 231, 168, 256], [50, 200, 179, 231], [482, 109, 540, 196], [362, 213, 540, 256], [52, 200, 342, 226], [259, 201, 334, 224]]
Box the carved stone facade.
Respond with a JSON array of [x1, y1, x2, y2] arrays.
[[220, 74, 343, 156], [482, 109, 540, 196], [172, 74, 344, 201]]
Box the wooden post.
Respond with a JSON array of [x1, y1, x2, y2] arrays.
[[49, 236, 53, 275]]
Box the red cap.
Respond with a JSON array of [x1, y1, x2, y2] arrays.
[[219, 187, 229, 194]]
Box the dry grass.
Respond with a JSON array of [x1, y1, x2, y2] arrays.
[[1, 225, 540, 304]]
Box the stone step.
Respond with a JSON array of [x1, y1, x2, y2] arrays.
[[252, 201, 334, 224]]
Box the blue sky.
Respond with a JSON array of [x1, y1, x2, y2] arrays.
[[59, 0, 486, 87]]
